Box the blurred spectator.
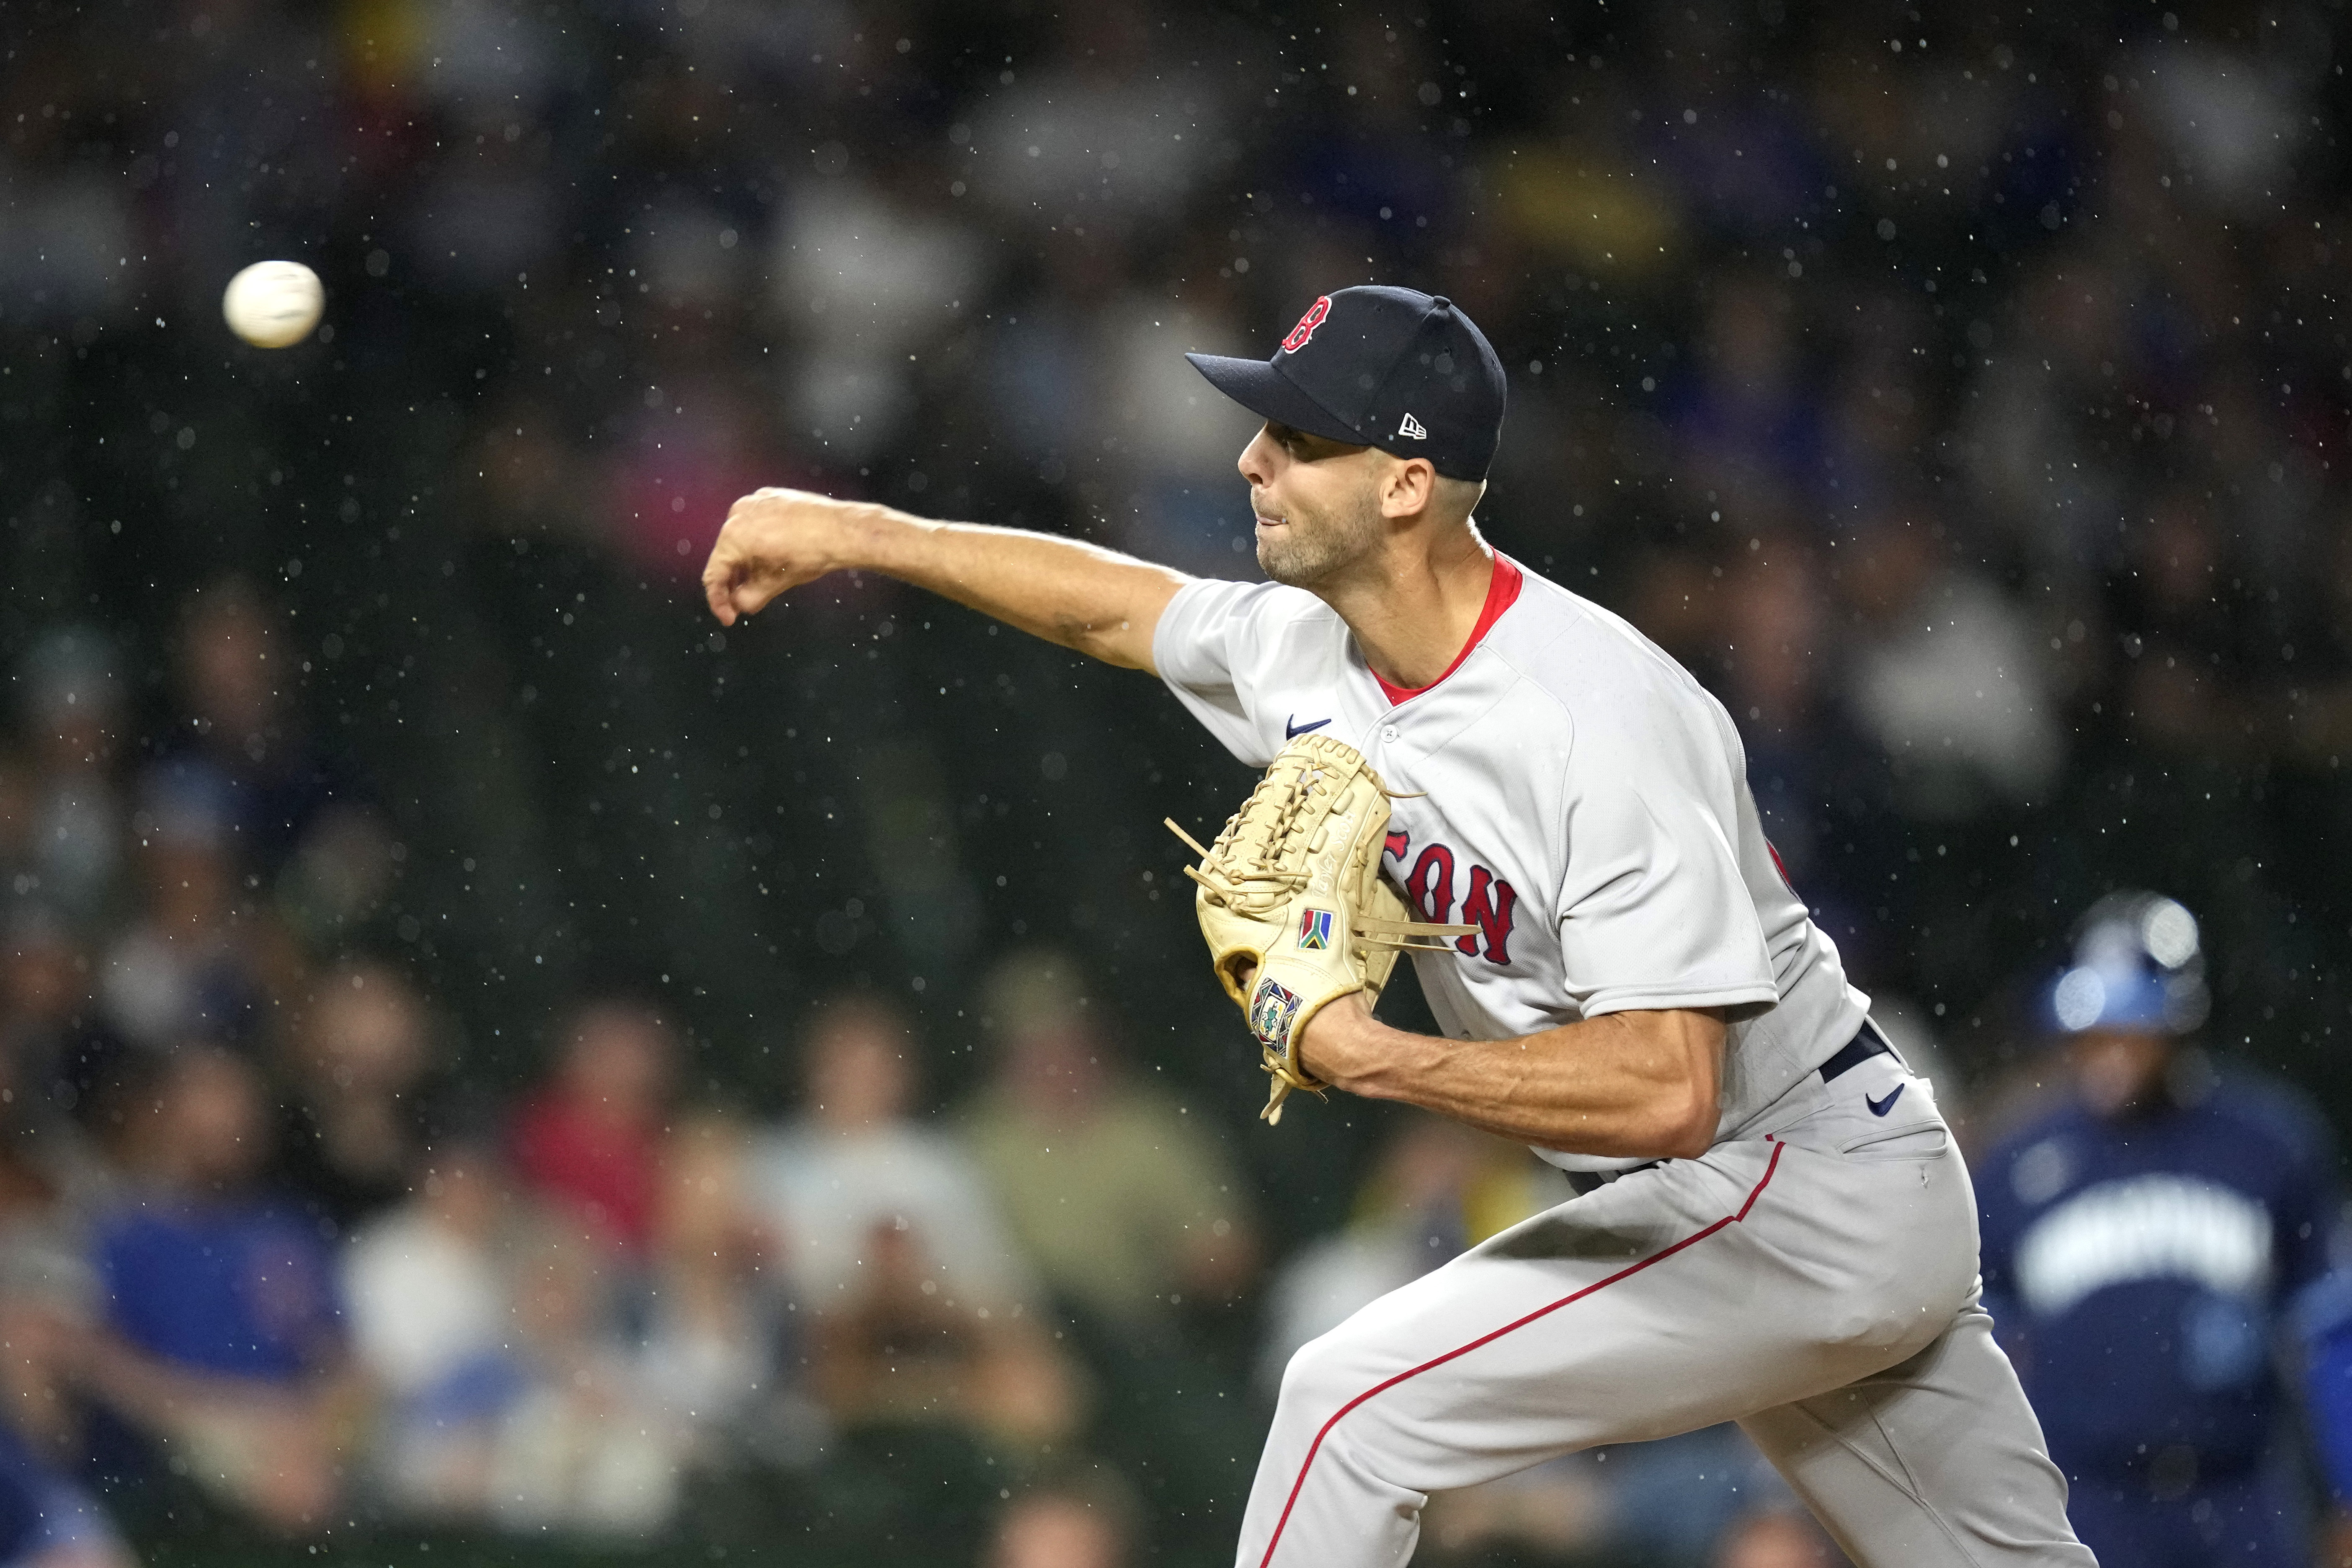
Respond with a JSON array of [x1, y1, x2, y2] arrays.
[[0, 1419, 133, 1568], [1663, 276, 1820, 514], [1091, 290, 1260, 572], [0, 1038, 129, 1568], [1838, 508, 2063, 820], [11, 631, 126, 929], [985, 1463, 1141, 1568], [638, 1114, 775, 1436], [269, 804, 401, 957], [147, 581, 343, 875], [761, 993, 1080, 1448], [271, 958, 439, 1236], [1419, 1461, 1607, 1563], [805, 1206, 1082, 1450], [483, 1222, 684, 1533], [0, 1026, 103, 1468], [2106, 487, 2278, 778], [750, 992, 1034, 1319], [95, 814, 283, 1054], [0, 911, 126, 1160], [341, 1138, 527, 1521], [341, 1137, 689, 1534], [1713, 546, 1838, 862], [772, 175, 988, 466], [1978, 893, 2333, 1565], [961, 950, 1257, 1334], [604, 370, 776, 578], [82, 1048, 353, 1534], [510, 999, 676, 1253], [965, 6, 1231, 237]]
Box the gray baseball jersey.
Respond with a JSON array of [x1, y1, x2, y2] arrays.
[[1154, 554, 1870, 1171]]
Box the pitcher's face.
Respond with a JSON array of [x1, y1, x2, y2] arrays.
[[1238, 423, 1385, 590]]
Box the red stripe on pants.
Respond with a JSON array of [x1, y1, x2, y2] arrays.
[[1257, 1140, 1788, 1565]]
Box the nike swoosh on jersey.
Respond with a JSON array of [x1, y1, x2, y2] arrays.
[[1285, 715, 1332, 739], [1866, 1084, 1905, 1117]]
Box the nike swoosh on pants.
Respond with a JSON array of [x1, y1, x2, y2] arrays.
[[1866, 1084, 1904, 1117]]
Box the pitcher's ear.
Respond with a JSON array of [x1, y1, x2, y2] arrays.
[[1377, 455, 1440, 520]]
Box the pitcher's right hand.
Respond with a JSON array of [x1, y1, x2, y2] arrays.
[[701, 487, 869, 625]]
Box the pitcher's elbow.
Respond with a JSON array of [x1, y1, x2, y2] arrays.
[[1656, 1094, 1718, 1160], [1059, 620, 1137, 669], [1663, 1128, 1714, 1161]]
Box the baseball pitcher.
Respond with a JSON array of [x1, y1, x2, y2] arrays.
[[701, 286, 2096, 1566]]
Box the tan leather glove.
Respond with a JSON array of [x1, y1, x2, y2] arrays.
[[1168, 734, 1471, 1124]]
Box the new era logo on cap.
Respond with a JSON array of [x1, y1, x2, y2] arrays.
[[1184, 286, 1509, 481]]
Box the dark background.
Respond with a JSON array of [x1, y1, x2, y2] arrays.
[[4, 0, 2351, 1561]]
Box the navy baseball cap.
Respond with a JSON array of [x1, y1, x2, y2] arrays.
[[2043, 891, 2210, 1037], [1186, 286, 1508, 481]]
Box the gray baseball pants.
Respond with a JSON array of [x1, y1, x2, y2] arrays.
[[1236, 1054, 2097, 1566]]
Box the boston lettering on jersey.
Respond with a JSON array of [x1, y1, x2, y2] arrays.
[[1384, 829, 1515, 965]]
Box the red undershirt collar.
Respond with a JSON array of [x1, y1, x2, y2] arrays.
[[1372, 553, 1524, 708]]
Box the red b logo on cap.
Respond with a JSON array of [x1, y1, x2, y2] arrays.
[[1281, 296, 1331, 353]]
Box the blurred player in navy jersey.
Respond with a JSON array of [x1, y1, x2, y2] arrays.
[[2295, 1278, 2352, 1565], [1978, 892, 2337, 1567]]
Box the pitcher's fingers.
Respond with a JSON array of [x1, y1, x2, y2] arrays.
[[701, 552, 740, 624], [729, 579, 775, 619]]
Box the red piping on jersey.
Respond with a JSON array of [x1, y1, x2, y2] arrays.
[[1372, 553, 1525, 707], [1255, 1138, 1787, 1566]]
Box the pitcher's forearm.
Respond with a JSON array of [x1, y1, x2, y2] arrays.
[[1303, 1004, 1725, 1158], [852, 506, 1189, 671], [701, 486, 1191, 667]]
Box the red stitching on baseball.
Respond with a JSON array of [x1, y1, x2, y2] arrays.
[[1255, 1140, 1787, 1565]]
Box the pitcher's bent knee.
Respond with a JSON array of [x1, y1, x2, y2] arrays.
[[1276, 1324, 1386, 1419], [1268, 1328, 1435, 1503]]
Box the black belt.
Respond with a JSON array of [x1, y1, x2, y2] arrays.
[[1565, 1021, 1895, 1196], [1817, 1020, 1896, 1083]]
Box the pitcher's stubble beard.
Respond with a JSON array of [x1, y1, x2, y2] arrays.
[[1257, 482, 1384, 590]]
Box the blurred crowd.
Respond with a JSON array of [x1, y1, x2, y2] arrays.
[[0, 596, 1828, 1565], [6, 0, 2348, 1061], [0, 597, 1254, 1557], [5, 0, 2352, 1563]]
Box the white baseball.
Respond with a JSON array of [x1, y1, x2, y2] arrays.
[[222, 260, 324, 348]]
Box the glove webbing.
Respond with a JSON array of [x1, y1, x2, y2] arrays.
[[1170, 759, 1326, 919], [1163, 818, 1471, 953], [1167, 748, 1473, 1125]]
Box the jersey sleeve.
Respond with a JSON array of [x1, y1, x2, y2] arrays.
[[2297, 1273, 2352, 1503], [2271, 1102, 2339, 1301], [1152, 577, 1308, 767], [1554, 753, 1779, 1019]]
